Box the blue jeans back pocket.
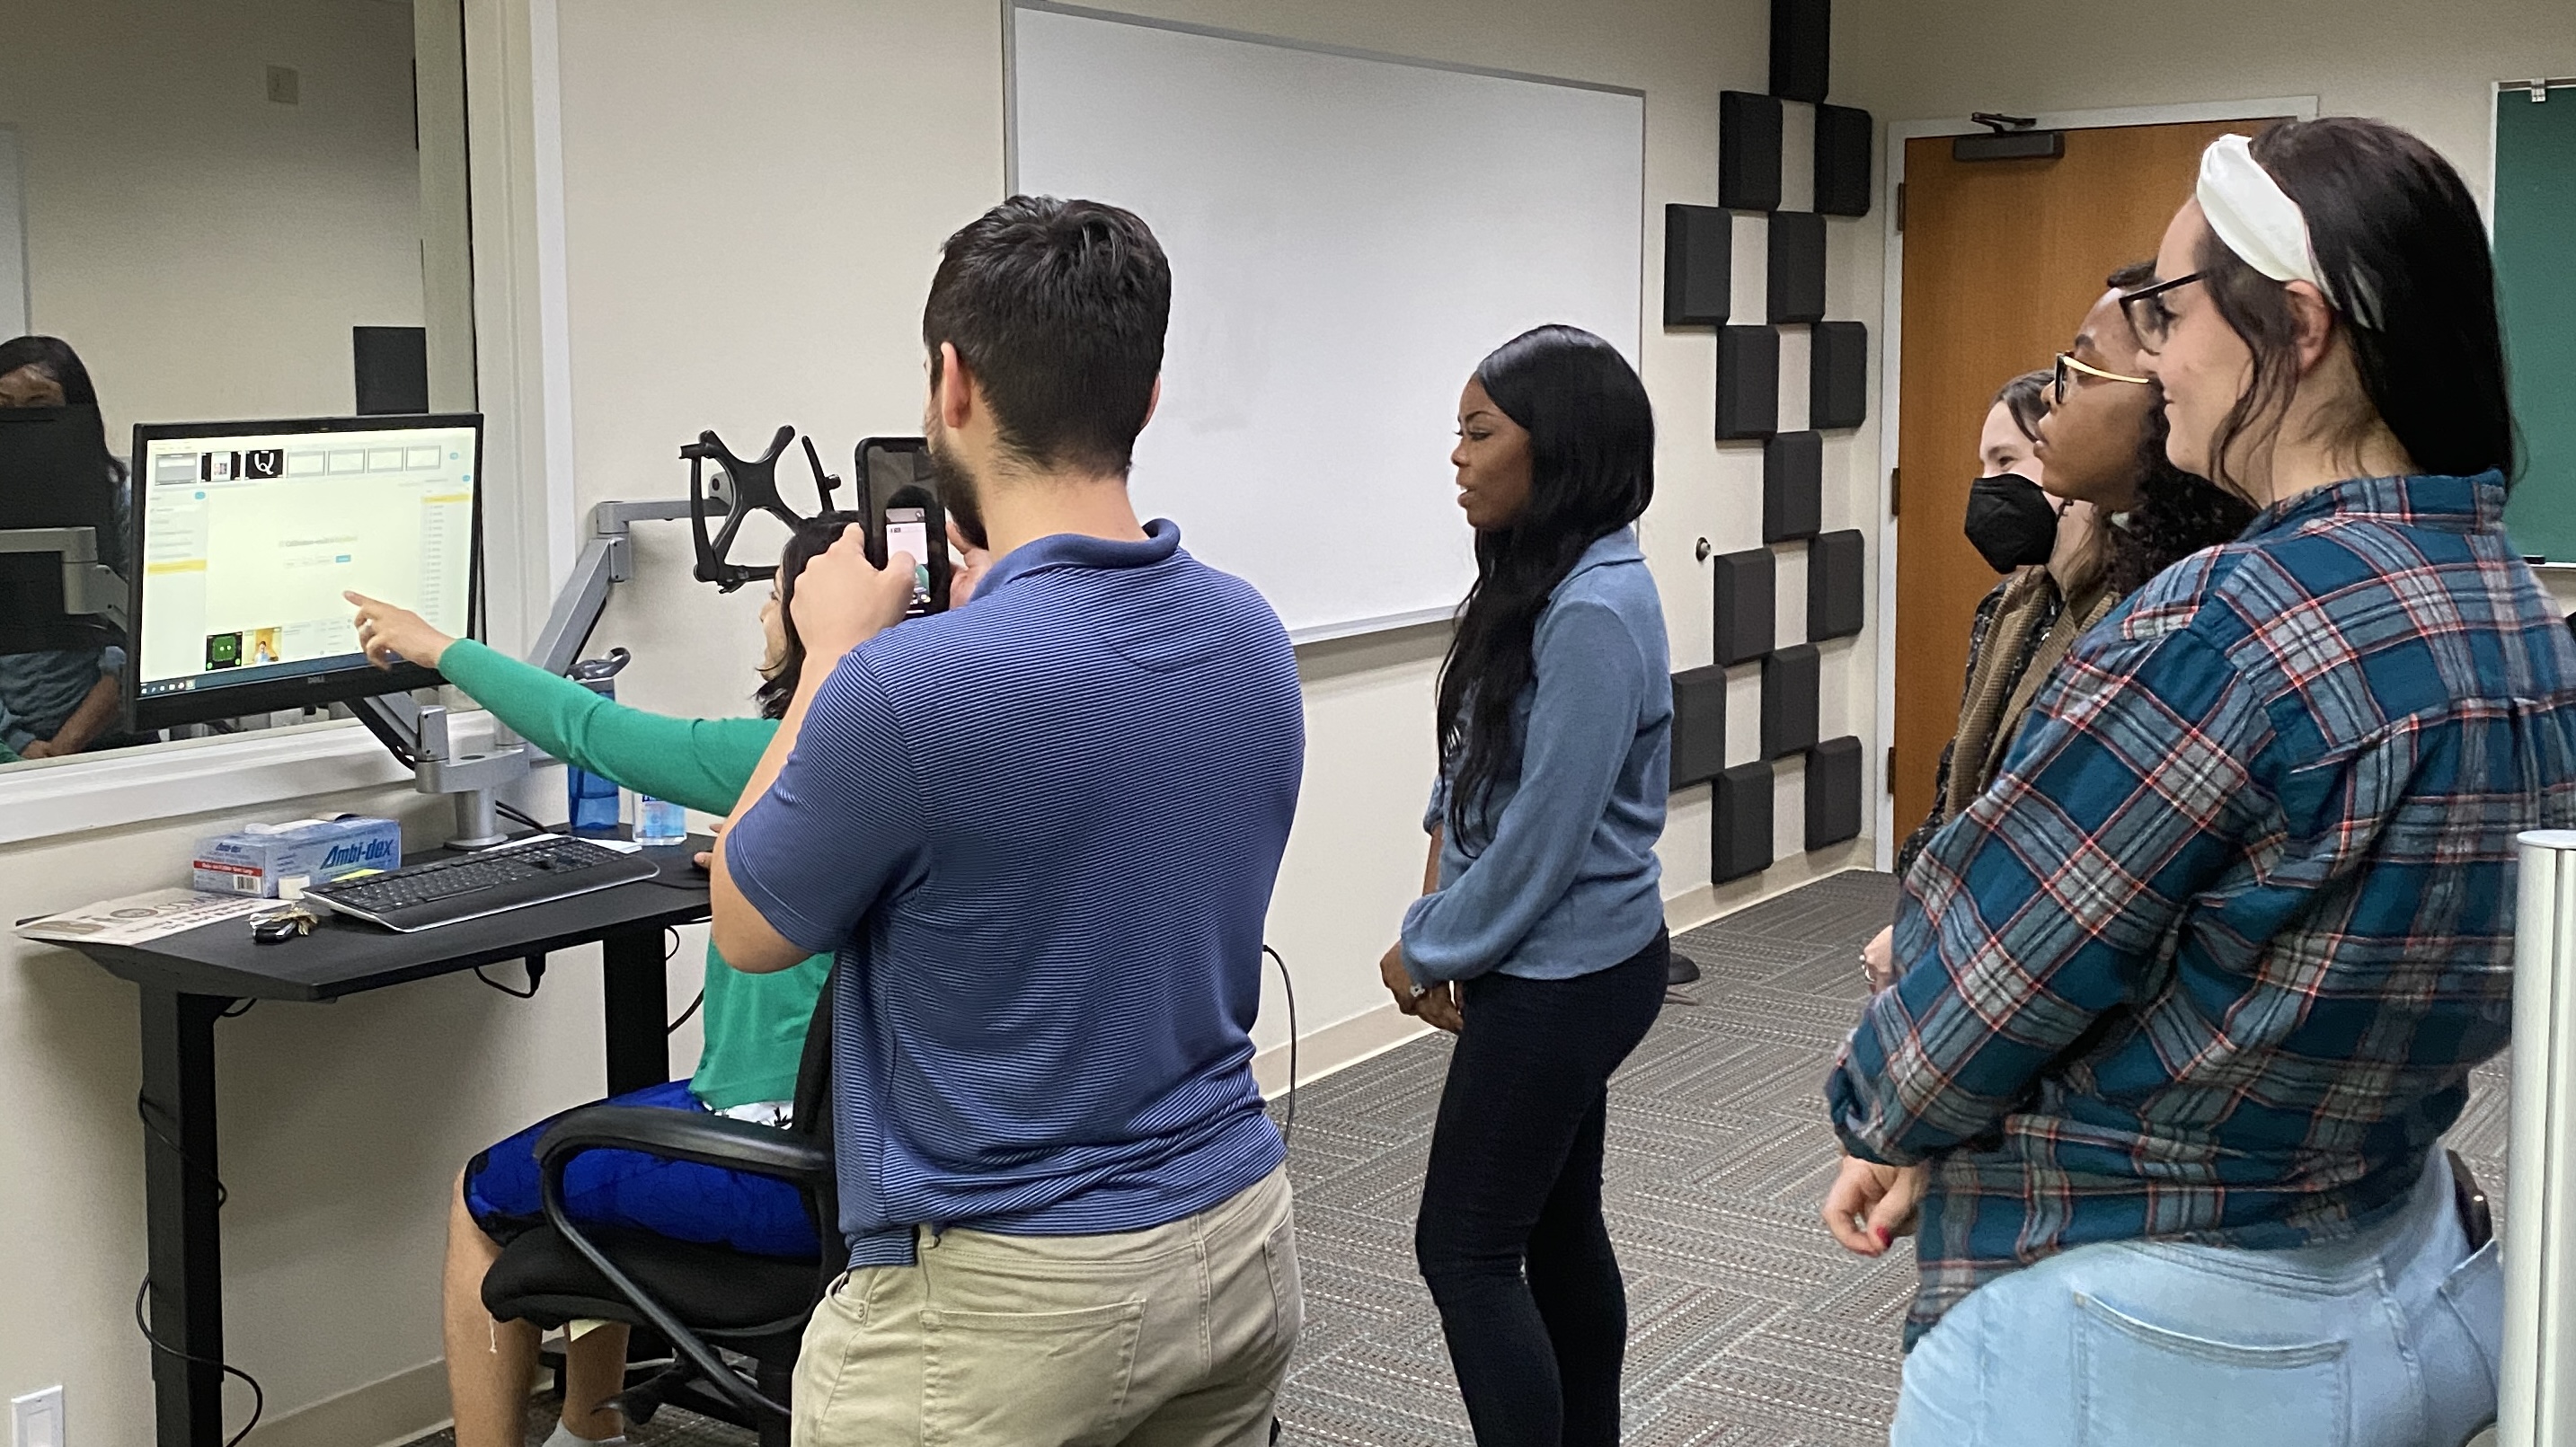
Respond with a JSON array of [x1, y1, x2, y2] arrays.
[[2074, 1290, 2350, 1447]]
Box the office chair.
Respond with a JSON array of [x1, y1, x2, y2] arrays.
[[479, 965, 842, 1445]]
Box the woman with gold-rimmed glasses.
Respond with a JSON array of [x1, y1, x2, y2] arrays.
[[1858, 262, 2256, 992]]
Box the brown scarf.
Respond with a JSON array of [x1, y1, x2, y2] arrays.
[[1976, 578, 2119, 799]]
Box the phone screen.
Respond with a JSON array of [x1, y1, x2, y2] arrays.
[[886, 507, 934, 615]]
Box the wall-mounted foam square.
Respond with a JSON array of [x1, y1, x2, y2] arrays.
[[353, 325, 429, 415], [1713, 547, 1776, 666], [1810, 320, 1869, 430], [1809, 527, 1865, 640], [1719, 92, 1784, 213], [1762, 643, 1821, 758], [1763, 432, 1823, 543], [1814, 104, 1874, 216], [1805, 734, 1863, 850], [1715, 760, 1775, 883], [1716, 326, 1780, 441], [1663, 205, 1731, 327], [1769, 0, 1830, 105], [1669, 664, 1728, 790], [1766, 211, 1827, 323]]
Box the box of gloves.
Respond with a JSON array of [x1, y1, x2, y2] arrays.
[[192, 815, 403, 897]]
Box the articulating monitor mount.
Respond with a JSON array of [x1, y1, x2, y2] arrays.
[[356, 422, 849, 848]]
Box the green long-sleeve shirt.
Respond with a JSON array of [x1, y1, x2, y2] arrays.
[[438, 640, 828, 1109]]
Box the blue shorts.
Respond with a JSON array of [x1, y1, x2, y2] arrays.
[[462, 1079, 821, 1259]]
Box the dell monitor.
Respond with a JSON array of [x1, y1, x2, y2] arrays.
[[127, 415, 482, 731]]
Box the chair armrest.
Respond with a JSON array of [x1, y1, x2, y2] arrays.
[[534, 1105, 832, 1187]]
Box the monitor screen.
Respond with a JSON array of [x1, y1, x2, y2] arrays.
[[128, 415, 480, 728]]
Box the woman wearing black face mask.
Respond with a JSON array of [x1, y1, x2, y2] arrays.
[[1862, 373, 2080, 986]]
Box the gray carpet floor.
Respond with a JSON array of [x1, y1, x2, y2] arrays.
[[412, 868, 2511, 1446]]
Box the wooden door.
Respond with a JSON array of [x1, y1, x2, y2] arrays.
[[1890, 119, 2284, 843]]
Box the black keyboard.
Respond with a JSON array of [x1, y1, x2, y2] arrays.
[[305, 835, 659, 931]]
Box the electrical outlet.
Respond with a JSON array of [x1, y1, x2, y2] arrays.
[[11, 1387, 63, 1447]]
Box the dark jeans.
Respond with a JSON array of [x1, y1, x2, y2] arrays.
[[1414, 931, 1669, 1447]]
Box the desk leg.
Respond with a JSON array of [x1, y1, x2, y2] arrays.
[[601, 925, 670, 1096], [138, 989, 228, 1447]]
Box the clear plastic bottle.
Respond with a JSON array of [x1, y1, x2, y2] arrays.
[[565, 649, 631, 836], [633, 795, 689, 847]]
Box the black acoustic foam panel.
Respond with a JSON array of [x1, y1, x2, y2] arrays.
[[353, 325, 429, 415], [1810, 527, 1865, 641], [1669, 665, 1727, 790], [1716, 326, 1781, 441], [1769, 0, 1830, 104], [1766, 211, 1827, 323], [1815, 104, 1875, 217], [1811, 320, 1869, 430], [1713, 547, 1776, 666], [1806, 735, 1863, 850], [1719, 92, 1784, 213], [1664, 205, 1731, 327], [1764, 431, 1823, 542], [1762, 644, 1821, 758], [1715, 761, 1775, 883]]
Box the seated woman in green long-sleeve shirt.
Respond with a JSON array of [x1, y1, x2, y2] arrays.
[[346, 512, 890, 1447]]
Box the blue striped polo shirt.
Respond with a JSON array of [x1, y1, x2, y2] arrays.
[[725, 519, 1305, 1267]]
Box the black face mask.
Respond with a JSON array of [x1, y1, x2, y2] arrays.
[[1963, 472, 2060, 573]]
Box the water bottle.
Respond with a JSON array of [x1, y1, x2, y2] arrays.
[[634, 795, 689, 847], [565, 649, 631, 837]]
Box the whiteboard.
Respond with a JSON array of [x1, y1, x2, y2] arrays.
[[1008, 4, 1645, 640], [0, 126, 27, 340]]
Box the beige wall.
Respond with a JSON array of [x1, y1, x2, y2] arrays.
[[9, 0, 2564, 1439], [1839, 0, 2574, 208], [0, 0, 425, 439], [544, 0, 1882, 1074], [0, 0, 1878, 1440]]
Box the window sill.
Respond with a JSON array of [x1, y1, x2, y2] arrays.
[[0, 712, 500, 848]]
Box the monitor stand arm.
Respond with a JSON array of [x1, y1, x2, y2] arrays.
[[353, 498, 715, 850], [0, 525, 129, 637]]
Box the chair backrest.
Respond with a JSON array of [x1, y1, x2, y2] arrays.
[[788, 953, 841, 1242]]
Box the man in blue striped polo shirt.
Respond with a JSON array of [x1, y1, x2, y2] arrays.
[[713, 198, 1306, 1443]]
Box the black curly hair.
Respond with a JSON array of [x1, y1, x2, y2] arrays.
[[2095, 261, 2259, 593]]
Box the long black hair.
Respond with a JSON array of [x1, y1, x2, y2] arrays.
[[2098, 262, 2258, 592], [751, 510, 863, 720], [2197, 118, 2513, 496], [1436, 325, 1654, 848]]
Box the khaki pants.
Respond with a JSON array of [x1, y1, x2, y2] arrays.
[[793, 1167, 1300, 1447]]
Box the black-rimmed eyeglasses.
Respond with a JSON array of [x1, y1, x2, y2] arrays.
[[2118, 272, 2203, 352]]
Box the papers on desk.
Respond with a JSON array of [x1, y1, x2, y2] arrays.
[[16, 888, 276, 946]]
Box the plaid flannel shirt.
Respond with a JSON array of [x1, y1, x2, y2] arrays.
[[1828, 472, 2576, 1346]]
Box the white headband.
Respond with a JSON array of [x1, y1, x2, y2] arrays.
[[2197, 135, 2320, 288], [2196, 133, 2377, 326]]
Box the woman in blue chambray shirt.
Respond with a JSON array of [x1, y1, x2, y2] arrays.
[[1377, 324, 1671, 1447]]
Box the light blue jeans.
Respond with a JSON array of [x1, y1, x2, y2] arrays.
[[1893, 1152, 2502, 1447]]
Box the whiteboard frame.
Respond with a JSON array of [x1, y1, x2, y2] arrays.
[[1000, 0, 1645, 644]]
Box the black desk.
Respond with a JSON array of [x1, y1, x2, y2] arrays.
[[59, 837, 714, 1447]]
